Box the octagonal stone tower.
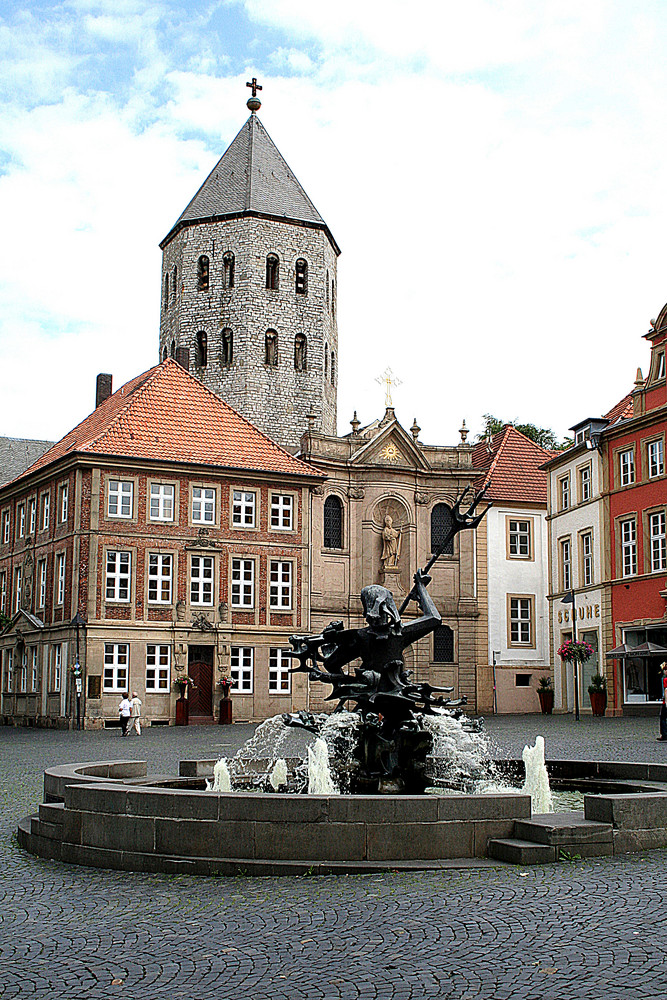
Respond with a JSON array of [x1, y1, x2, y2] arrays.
[[159, 98, 340, 451]]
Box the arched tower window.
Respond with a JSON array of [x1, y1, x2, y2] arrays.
[[324, 343, 329, 379], [164, 273, 169, 310], [197, 255, 209, 292], [162, 346, 168, 362], [295, 259, 308, 295], [324, 495, 343, 549], [266, 254, 279, 290], [431, 503, 454, 555], [331, 278, 336, 318], [170, 339, 175, 358], [294, 333, 307, 371], [223, 252, 235, 289], [265, 329, 278, 366], [221, 328, 233, 367], [326, 270, 330, 310], [330, 350, 336, 385], [433, 625, 454, 662], [195, 331, 208, 367], [172, 265, 177, 295]]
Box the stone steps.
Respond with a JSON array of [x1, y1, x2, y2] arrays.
[[488, 810, 614, 865], [488, 838, 555, 865]]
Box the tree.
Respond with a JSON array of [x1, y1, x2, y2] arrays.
[[477, 414, 571, 450]]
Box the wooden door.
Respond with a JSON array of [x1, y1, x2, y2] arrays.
[[188, 657, 213, 716]]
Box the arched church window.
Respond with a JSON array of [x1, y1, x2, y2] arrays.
[[164, 273, 169, 310], [223, 252, 235, 289], [197, 255, 209, 292], [265, 329, 278, 366], [266, 254, 279, 290], [195, 331, 208, 367], [433, 625, 454, 662], [170, 340, 175, 358], [221, 328, 233, 367], [324, 343, 329, 379], [324, 495, 343, 549], [294, 333, 307, 371], [330, 350, 336, 385], [295, 259, 308, 295], [431, 503, 454, 555]]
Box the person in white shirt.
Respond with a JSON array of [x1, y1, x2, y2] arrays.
[[129, 691, 142, 736], [118, 695, 132, 737]]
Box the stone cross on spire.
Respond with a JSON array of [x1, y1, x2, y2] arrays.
[[375, 367, 402, 408], [246, 77, 263, 112]]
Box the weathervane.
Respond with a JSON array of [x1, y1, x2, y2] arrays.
[[375, 367, 402, 408], [246, 77, 263, 113]]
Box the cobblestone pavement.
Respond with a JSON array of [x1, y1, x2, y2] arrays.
[[2, 715, 667, 999]]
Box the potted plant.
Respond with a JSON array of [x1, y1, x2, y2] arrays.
[[217, 676, 233, 726], [537, 676, 554, 714], [587, 673, 607, 716], [173, 675, 195, 726]]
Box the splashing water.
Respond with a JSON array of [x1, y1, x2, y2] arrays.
[[424, 713, 501, 791], [521, 736, 553, 814], [308, 738, 338, 794], [210, 758, 231, 792], [269, 758, 288, 791]]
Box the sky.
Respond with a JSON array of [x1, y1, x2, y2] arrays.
[[1, 0, 667, 447]]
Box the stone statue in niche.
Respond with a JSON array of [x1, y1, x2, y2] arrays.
[[381, 515, 401, 569]]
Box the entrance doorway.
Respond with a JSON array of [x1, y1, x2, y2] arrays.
[[188, 645, 214, 718]]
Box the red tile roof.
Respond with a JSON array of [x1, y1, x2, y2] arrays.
[[14, 359, 324, 483], [603, 392, 633, 425], [472, 425, 552, 504]]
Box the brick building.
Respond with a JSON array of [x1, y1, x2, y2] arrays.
[[0, 359, 323, 727]]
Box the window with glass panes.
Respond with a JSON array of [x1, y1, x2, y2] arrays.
[[190, 555, 214, 605], [31, 647, 38, 691], [508, 519, 530, 558], [579, 465, 591, 502], [232, 490, 256, 527], [41, 492, 50, 529], [148, 553, 172, 603], [648, 440, 664, 479], [510, 598, 532, 644], [59, 484, 68, 522], [5, 650, 13, 692], [323, 495, 343, 548], [231, 559, 254, 607], [269, 561, 292, 609], [108, 480, 133, 518], [17, 503, 25, 538], [52, 644, 62, 691], [14, 566, 21, 612], [38, 559, 46, 608], [559, 477, 570, 510], [104, 643, 129, 691], [581, 532, 594, 586], [561, 540, 571, 591], [270, 494, 293, 530], [146, 644, 170, 691], [230, 647, 254, 692], [0, 571, 6, 613], [431, 504, 454, 554], [650, 511, 666, 572], [192, 487, 215, 523], [2, 511, 9, 543], [149, 483, 174, 521], [620, 449, 635, 486], [29, 497, 36, 535], [56, 553, 65, 605], [269, 648, 291, 693], [621, 519, 637, 576], [19, 650, 27, 692], [433, 625, 454, 662], [106, 551, 131, 601]]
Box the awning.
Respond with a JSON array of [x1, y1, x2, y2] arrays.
[[628, 642, 667, 658], [605, 644, 632, 659]]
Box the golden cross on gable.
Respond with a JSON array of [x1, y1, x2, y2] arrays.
[[246, 77, 263, 98], [375, 367, 402, 407]]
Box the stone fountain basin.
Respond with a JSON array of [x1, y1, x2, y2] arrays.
[[17, 758, 667, 876]]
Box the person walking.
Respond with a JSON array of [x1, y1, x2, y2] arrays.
[[129, 691, 142, 736], [658, 663, 667, 742], [118, 694, 132, 737]]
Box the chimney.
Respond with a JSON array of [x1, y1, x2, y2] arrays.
[[95, 373, 113, 408], [175, 347, 190, 371]]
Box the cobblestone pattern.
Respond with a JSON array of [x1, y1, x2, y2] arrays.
[[3, 716, 667, 999]]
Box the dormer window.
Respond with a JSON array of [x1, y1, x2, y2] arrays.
[[266, 254, 279, 290], [197, 255, 209, 292], [295, 259, 308, 295], [223, 252, 235, 289], [657, 352, 666, 381]]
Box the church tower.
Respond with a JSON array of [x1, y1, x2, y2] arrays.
[[159, 82, 340, 451]]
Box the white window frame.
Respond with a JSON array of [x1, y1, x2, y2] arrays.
[[105, 551, 131, 602], [270, 493, 293, 530], [648, 440, 664, 479], [104, 643, 129, 692], [148, 553, 173, 604], [56, 552, 65, 606], [30, 646, 38, 692], [230, 646, 254, 693], [508, 519, 530, 558], [59, 484, 68, 523], [509, 598, 532, 645], [5, 650, 13, 692], [620, 449, 635, 486], [149, 483, 175, 522], [650, 511, 666, 573], [14, 566, 21, 612], [41, 492, 50, 530], [192, 487, 215, 524], [579, 465, 591, 502], [231, 558, 254, 608], [232, 490, 256, 527], [658, 352, 666, 380], [146, 644, 170, 691], [29, 498, 36, 535], [561, 539, 571, 592], [17, 503, 25, 539], [269, 648, 291, 694], [19, 650, 27, 693], [581, 532, 594, 586], [620, 518, 637, 577], [108, 480, 133, 519], [38, 559, 47, 609], [269, 560, 292, 610], [190, 555, 214, 606], [52, 643, 62, 692], [3, 510, 10, 544], [559, 476, 570, 511], [0, 571, 6, 613]]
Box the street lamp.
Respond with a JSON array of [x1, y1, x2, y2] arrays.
[[561, 590, 579, 721], [70, 612, 86, 731]]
